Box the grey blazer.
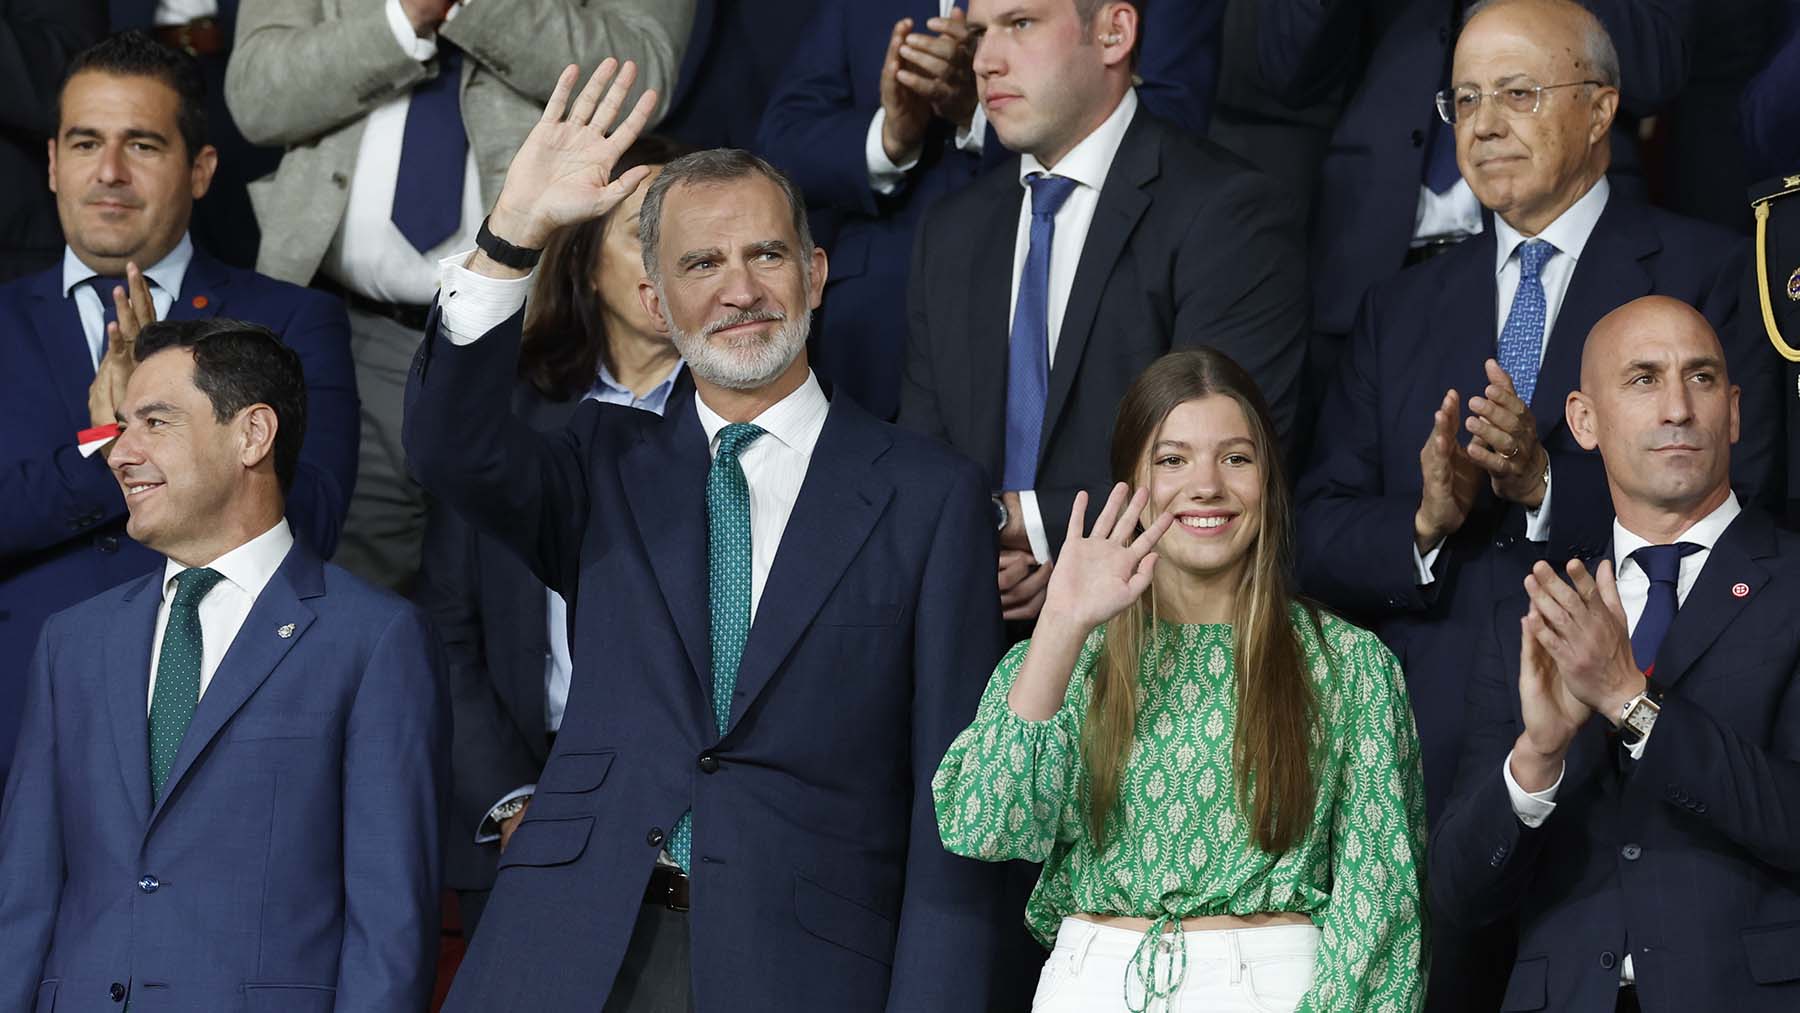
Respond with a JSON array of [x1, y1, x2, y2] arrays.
[[225, 0, 694, 285]]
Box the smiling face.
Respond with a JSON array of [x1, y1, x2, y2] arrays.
[[966, 0, 1133, 167], [1138, 395, 1265, 585], [50, 71, 215, 277], [1451, 0, 1616, 236]]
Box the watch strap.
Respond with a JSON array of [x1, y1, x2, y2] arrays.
[[476, 215, 543, 269]]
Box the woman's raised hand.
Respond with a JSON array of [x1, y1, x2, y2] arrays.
[[1039, 483, 1174, 632]]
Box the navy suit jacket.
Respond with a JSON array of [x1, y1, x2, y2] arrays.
[[0, 249, 359, 787], [0, 540, 448, 1013], [658, 0, 821, 149], [1431, 506, 1800, 1012], [1296, 196, 1779, 821], [405, 311, 1009, 1011], [757, 0, 1224, 420], [1258, 0, 1695, 338]]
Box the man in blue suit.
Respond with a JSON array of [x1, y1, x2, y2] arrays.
[[1433, 296, 1800, 1013], [0, 32, 359, 792], [407, 62, 1007, 1011], [757, 0, 1225, 421], [0, 317, 446, 1012]]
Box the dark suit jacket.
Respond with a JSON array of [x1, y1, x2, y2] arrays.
[[1431, 506, 1800, 1012], [0, 540, 448, 1012], [405, 311, 1008, 1011], [0, 247, 360, 786], [415, 382, 578, 900], [898, 108, 1307, 557], [0, 0, 105, 281], [658, 0, 821, 149], [757, 0, 1225, 421], [1295, 196, 1778, 821], [1258, 0, 1696, 338]]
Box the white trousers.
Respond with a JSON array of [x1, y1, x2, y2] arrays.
[[1031, 917, 1320, 1013]]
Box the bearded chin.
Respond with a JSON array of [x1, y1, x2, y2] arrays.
[[672, 313, 811, 391]]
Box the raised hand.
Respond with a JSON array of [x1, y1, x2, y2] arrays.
[[486, 59, 659, 254], [880, 18, 934, 165], [1510, 602, 1590, 790], [897, 9, 978, 132], [87, 262, 156, 432], [1524, 559, 1643, 719], [1040, 483, 1175, 633], [1415, 389, 1482, 553], [1466, 359, 1549, 508]]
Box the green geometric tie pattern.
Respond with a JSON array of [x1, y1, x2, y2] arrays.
[[148, 567, 225, 805], [669, 422, 764, 872]]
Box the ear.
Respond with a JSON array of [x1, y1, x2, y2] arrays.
[[1729, 382, 1741, 446], [807, 246, 829, 311], [1099, 2, 1137, 68], [189, 144, 219, 201], [46, 137, 58, 194], [638, 277, 670, 333], [1566, 390, 1599, 451], [237, 403, 278, 473], [1588, 86, 1619, 144]]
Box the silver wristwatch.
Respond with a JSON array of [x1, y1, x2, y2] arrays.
[[490, 795, 531, 824]]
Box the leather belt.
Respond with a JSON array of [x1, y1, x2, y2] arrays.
[[644, 865, 690, 912], [153, 17, 226, 58], [316, 277, 434, 333]]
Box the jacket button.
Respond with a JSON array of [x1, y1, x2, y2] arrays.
[[96, 535, 120, 553], [331, 172, 348, 188], [698, 754, 719, 774], [110, 982, 127, 1002], [1620, 843, 1641, 861], [138, 873, 160, 892], [1411, 128, 1424, 147], [1600, 951, 1617, 969], [646, 827, 664, 847]]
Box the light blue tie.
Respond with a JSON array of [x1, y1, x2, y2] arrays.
[[668, 422, 765, 871], [1002, 173, 1080, 492], [1497, 238, 1555, 406]]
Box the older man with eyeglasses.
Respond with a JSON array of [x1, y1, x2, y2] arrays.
[[1294, 1, 1781, 1010]]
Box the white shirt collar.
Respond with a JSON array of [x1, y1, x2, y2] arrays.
[[63, 232, 195, 301], [694, 369, 830, 459], [160, 518, 295, 605], [1493, 177, 1609, 275], [1613, 491, 1741, 577], [1017, 88, 1139, 191]]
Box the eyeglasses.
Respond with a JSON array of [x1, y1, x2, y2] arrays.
[[1435, 79, 1607, 125]]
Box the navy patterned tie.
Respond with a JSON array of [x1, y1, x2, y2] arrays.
[[1628, 543, 1701, 675], [1496, 239, 1555, 406], [1002, 173, 1080, 492], [668, 422, 765, 871], [83, 276, 126, 354], [391, 46, 468, 252], [149, 567, 226, 804]]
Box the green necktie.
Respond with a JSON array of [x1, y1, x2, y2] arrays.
[[149, 567, 226, 804], [669, 422, 764, 871]]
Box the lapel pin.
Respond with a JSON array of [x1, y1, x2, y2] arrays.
[[277, 623, 295, 638], [1731, 583, 1750, 599], [191, 295, 209, 310]]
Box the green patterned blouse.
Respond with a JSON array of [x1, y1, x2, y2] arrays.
[[933, 606, 1427, 1012]]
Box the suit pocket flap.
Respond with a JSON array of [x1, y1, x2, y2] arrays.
[[793, 871, 897, 967], [538, 751, 615, 793], [498, 815, 594, 870], [1743, 921, 1800, 984], [1500, 954, 1548, 1011]]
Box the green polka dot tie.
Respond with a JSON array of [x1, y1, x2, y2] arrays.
[[148, 567, 225, 805], [669, 423, 764, 871]]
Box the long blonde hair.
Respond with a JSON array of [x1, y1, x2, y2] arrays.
[[1082, 350, 1322, 853]]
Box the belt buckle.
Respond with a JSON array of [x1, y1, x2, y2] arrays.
[[659, 868, 691, 912]]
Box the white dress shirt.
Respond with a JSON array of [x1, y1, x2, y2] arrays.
[[1413, 179, 1484, 245], [147, 520, 295, 712], [154, 0, 218, 25], [866, 0, 989, 195], [1502, 491, 1741, 985], [322, 0, 485, 306], [1412, 177, 1612, 583], [62, 234, 193, 369]]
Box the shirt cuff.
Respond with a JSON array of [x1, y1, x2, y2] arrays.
[[1413, 539, 1444, 586], [384, 0, 437, 60], [474, 783, 536, 844], [955, 104, 987, 154], [1523, 463, 1553, 542], [438, 250, 533, 345], [866, 109, 917, 195], [1018, 490, 1051, 565], [1503, 750, 1562, 828]]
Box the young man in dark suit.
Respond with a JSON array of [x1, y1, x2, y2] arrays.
[[898, 0, 1306, 624], [0, 318, 445, 1011], [1434, 295, 1800, 1013], [0, 32, 357, 796], [406, 61, 1007, 1011]]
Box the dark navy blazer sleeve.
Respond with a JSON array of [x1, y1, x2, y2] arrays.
[[0, 623, 68, 1011]]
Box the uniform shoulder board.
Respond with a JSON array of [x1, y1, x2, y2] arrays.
[[1749, 172, 1800, 363]]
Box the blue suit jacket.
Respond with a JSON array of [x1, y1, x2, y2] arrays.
[[405, 311, 1009, 1011], [0, 249, 359, 787], [1431, 506, 1800, 1012], [757, 0, 1223, 420], [658, 0, 821, 149], [1295, 197, 1779, 823], [0, 540, 448, 1013]]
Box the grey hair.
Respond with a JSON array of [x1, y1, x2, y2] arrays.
[[1464, 0, 1621, 89], [637, 148, 815, 284]]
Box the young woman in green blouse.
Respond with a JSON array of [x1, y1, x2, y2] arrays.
[[934, 350, 1428, 1012]]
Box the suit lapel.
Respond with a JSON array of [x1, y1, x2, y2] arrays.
[[726, 400, 894, 735], [966, 177, 1024, 478], [107, 573, 166, 827], [620, 397, 714, 695], [1651, 509, 1773, 689], [149, 544, 321, 826], [1041, 116, 1154, 460], [169, 249, 230, 322], [24, 266, 98, 433]]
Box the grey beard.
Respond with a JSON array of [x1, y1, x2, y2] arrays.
[[668, 308, 811, 391]]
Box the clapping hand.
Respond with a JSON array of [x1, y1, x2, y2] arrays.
[[1466, 359, 1549, 508], [1522, 559, 1643, 719], [897, 9, 978, 132], [87, 263, 157, 434], [1414, 389, 1482, 553]]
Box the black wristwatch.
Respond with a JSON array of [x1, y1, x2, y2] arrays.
[[476, 215, 543, 269]]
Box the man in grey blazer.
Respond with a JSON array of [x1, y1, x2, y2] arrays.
[[223, 0, 693, 592]]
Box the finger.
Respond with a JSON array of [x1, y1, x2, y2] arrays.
[[1466, 393, 1524, 435], [1125, 552, 1159, 598], [1523, 572, 1575, 632], [1563, 558, 1598, 605], [567, 57, 621, 127], [588, 59, 640, 135], [900, 42, 954, 77], [604, 164, 654, 206], [1465, 439, 1512, 476], [127, 263, 155, 330], [926, 17, 972, 44], [540, 65, 580, 125], [104, 321, 123, 359], [1002, 584, 1049, 622], [1594, 559, 1629, 626], [603, 87, 659, 165], [1090, 482, 1129, 540], [895, 68, 951, 101], [1484, 357, 1520, 394], [1130, 509, 1175, 556], [1109, 487, 1150, 543], [1464, 418, 1518, 463], [110, 282, 132, 337], [1063, 490, 1088, 546], [1000, 561, 1053, 607]]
